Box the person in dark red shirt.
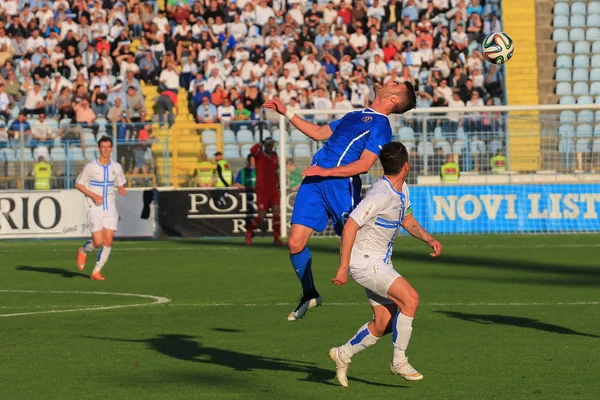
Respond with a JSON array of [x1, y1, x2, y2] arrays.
[[246, 138, 282, 246]]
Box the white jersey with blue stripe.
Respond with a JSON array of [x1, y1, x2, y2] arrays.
[[76, 160, 126, 213], [349, 177, 411, 265], [311, 108, 392, 168]]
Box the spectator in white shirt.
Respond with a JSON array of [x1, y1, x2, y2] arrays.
[[24, 82, 45, 115], [277, 69, 297, 90], [349, 76, 370, 108], [26, 30, 45, 53], [333, 92, 354, 120], [451, 25, 468, 48], [301, 53, 322, 78], [159, 62, 180, 93], [368, 54, 389, 80], [0, 83, 11, 120], [152, 10, 170, 35], [349, 27, 368, 54], [217, 97, 236, 123], [279, 83, 299, 104], [205, 68, 225, 93], [446, 92, 465, 131], [435, 79, 454, 103], [312, 87, 333, 124], [255, 0, 276, 27], [228, 15, 248, 41]]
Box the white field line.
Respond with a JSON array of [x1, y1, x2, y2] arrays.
[[2, 243, 600, 253], [164, 301, 600, 307], [0, 290, 170, 318]]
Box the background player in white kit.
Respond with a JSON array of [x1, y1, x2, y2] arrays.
[[328, 142, 442, 386], [75, 136, 127, 280]]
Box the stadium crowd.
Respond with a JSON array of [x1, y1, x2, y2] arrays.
[[0, 0, 505, 178]]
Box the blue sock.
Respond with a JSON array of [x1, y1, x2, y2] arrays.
[[290, 247, 317, 295]]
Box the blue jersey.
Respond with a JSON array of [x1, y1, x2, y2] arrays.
[[292, 108, 392, 235], [311, 108, 393, 168]]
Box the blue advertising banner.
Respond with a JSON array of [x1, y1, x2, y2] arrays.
[[408, 184, 600, 234]]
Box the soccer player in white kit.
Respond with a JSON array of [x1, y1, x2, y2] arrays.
[[75, 136, 127, 280], [328, 142, 442, 386]]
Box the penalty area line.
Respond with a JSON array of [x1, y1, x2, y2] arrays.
[[0, 290, 171, 318]]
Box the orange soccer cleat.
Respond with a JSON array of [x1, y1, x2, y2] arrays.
[[90, 272, 105, 281], [77, 248, 87, 271]]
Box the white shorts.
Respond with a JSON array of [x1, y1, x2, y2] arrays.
[[350, 259, 401, 307], [87, 208, 118, 233]]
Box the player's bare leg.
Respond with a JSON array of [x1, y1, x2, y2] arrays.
[[90, 228, 116, 281], [78, 230, 104, 271], [329, 303, 395, 386], [287, 224, 322, 321], [386, 276, 423, 381], [246, 209, 267, 245]]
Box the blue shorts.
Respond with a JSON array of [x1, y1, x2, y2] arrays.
[[291, 176, 362, 235]]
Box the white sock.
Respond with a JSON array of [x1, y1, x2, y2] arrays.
[[93, 246, 111, 274], [339, 322, 379, 363], [82, 240, 96, 254], [392, 313, 414, 365]]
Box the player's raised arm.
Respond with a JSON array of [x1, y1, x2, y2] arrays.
[[263, 97, 334, 141], [401, 213, 442, 257]]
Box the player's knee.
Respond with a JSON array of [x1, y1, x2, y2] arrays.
[[287, 235, 305, 253], [92, 238, 103, 248], [103, 237, 113, 247], [404, 290, 420, 315]]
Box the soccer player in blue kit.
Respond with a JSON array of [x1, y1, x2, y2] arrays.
[[263, 81, 417, 321]]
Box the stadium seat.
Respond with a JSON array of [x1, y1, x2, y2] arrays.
[[560, 110, 577, 124], [574, 41, 590, 54], [556, 82, 572, 96], [588, 14, 600, 28], [290, 129, 309, 143], [577, 95, 594, 105], [592, 54, 600, 68], [553, 15, 569, 28], [560, 95, 576, 105], [456, 126, 467, 140], [576, 138, 591, 153], [554, 3, 569, 15], [558, 124, 575, 137], [68, 146, 85, 161], [239, 144, 252, 157], [556, 41, 573, 55], [398, 126, 415, 142], [83, 132, 96, 146], [20, 147, 34, 162], [555, 68, 571, 82], [270, 128, 281, 142], [594, 124, 600, 137], [568, 28, 584, 41], [84, 147, 98, 160], [435, 140, 451, 155], [0, 148, 16, 161], [571, 2, 587, 15], [591, 2, 600, 14], [578, 110, 595, 123], [50, 147, 66, 161], [592, 138, 600, 152], [591, 82, 600, 95], [596, 111, 600, 122], [591, 68, 600, 82], [236, 129, 254, 144], [593, 40, 600, 54], [597, 96, 600, 103], [33, 146, 50, 160], [470, 138, 486, 154], [573, 68, 589, 82], [571, 15, 586, 28], [573, 55, 589, 68], [201, 129, 217, 145], [573, 82, 589, 96], [204, 144, 217, 156], [576, 124, 593, 137], [294, 143, 312, 158], [222, 129, 236, 144], [558, 138, 575, 153], [433, 126, 444, 141], [223, 144, 240, 159], [452, 139, 467, 154], [417, 141, 434, 157], [556, 55, 572, 68], [488, 139, 503, 155], [588, 29, 600, 42]]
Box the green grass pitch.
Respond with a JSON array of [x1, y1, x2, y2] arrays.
[[0, 235, 599, 400]]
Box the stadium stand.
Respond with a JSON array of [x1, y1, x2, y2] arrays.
[[0, 0, 506, 187]]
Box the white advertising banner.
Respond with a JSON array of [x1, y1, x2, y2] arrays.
[[0, 189, 155, 239]]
